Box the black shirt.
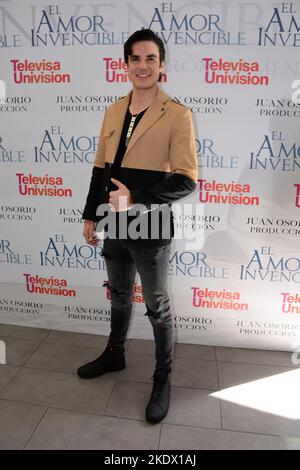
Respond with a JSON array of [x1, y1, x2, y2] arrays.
[[110, 107, 147, 189]]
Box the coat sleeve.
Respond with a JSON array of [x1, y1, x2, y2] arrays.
[[82, 112, 108, 221], [82, 166, 104, 221], [130, 106, 198, 208]]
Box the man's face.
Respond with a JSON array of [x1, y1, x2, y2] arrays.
[[127, 40, 164, 91]]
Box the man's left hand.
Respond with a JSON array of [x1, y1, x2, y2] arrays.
[[109, 178, 133, 212]]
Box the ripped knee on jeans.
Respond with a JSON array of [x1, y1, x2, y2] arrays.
[[144, 304, 161, 320], [103, 281, 122, 296], [103, 282, 134, 307]]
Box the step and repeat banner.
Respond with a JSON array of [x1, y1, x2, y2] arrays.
[[1, 0, 300, 351]]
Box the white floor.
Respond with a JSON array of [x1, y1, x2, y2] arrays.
[[0, 323, 299, 450]]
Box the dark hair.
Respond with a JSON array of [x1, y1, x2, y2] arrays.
[[124, 29, 165, 65]]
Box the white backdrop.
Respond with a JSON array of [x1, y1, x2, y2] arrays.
[[1, 0, 300, 351]]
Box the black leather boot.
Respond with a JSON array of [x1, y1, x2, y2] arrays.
[[145, 369, 171, 424], [77, 343, 125, 378]]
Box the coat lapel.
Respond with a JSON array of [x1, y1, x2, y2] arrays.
[[107, 88, 171, 164], [106, 92, 131, 162], [123, 88, 170, 160]]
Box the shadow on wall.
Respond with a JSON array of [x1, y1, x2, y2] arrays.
[[201, 95, 300, 264]]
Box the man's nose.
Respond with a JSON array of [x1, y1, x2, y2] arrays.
[[137, 60, 148, 69]]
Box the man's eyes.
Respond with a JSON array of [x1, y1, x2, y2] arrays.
[[130, 57, 156, 62]]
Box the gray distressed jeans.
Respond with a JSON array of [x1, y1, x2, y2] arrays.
[[102, 238, 173, 372]]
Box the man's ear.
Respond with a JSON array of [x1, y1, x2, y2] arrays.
[[158, 61, 165, 82]]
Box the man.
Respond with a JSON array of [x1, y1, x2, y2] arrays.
[[77, 29, 198, 424]]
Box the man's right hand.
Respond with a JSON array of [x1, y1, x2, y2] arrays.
[[83, 220, 98, 246]]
